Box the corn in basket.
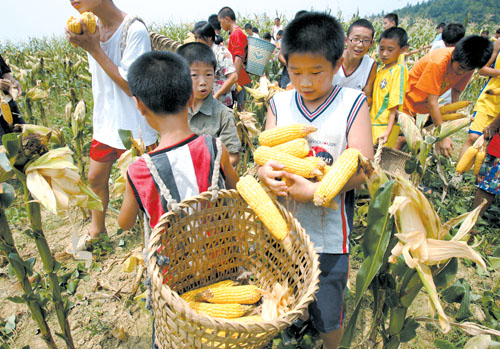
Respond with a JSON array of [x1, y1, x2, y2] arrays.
[[147, 189, 320, 348]]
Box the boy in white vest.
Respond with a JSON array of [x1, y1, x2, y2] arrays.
[[258, 12, 373, 349]]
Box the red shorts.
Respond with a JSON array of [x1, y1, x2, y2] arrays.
[[90, 139, 126, 162]]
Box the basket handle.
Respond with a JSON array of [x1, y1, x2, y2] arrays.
[[208, 138, 223, 201], [374, 138, 386, 166], [142, 153, 181, 213]]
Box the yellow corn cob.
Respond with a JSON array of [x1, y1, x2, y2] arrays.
[[180, 280, 235, 302], [473, 149, 486, 175], [439, 101, 471, 114], [272, 138, 310, 158], [236, 175, 288, 240], [195, 285, 261, 304], [456, 146, 478, 174], [0, 102, 13, 125], [67, 16, 82, 34], [259, 124, 317, 147], [81, 12, 96, 34], [301, 156, 326, 170], [441, 113, 466, 121], [254, 146, 322, 178], [313, 148, 361, 207], [189, 302, 251, 319], [485, 87, 500, 95]]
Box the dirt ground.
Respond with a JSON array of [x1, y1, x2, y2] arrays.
[[1, 201, 496, 348], [0, 208, 153, 349]]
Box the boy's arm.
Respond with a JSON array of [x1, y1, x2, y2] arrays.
[[363, 62, 377, 107], [118, 179, 140, 230], [220, 143, 239, 189], [427, 93, 453, 157], [214, 72, 238, 100], [478, 39, 500, 77], [65, 22, 132, 96], [378, 107, 398, 144], [483, 111, 500, 140], [342, 100, 374, 193]]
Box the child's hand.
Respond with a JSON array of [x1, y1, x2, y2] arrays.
[[0, 79, 11, 91], [283, 172, 317, 203], [378, 133, 389, 145], [65, 20, 100, 53], [257, 160, 288, 196]]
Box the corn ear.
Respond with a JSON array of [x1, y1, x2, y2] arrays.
[[439, 101, 471, 114], [398, 112, 422, 154], [254, 146, 322, 178], [473, 149, 486, 175], [181, 280, 236, 302], [456, 147, 478, 174], [313, 148, 361, 207], [189, 302, 252, 319], [81, 12, 96, 34], [236, 175, 288, 241], [67, 16, 82, 34], [195, 285, 261, 304], [0, 102, 13, 125], [272, 138, 310, 158], [441, 113, 467, 121], [438, 117, 472, 140], [259, 124, 317, 147]]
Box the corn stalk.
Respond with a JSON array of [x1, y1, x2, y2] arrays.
[[0, 184, 58, 349]]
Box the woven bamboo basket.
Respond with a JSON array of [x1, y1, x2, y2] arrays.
[[149, 31, 181, 52], [379, 147, 412, 179], [147, 189, 320, 348]]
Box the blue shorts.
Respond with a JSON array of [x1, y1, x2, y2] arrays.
[[308, 253, 349, 333], [476, 154, 500, 195]]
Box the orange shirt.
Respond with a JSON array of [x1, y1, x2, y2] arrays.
[[404, 48, 473, 115]]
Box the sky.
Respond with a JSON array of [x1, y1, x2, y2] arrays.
[[1, 0, 422, 44]]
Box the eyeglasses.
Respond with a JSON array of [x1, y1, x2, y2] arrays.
[[348, 38, 373, 45]]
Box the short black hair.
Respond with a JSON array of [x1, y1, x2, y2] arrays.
[[295, 10, 308, 19], [436, 22, 446, 29], [496, 28, 500, 35], [244, 23, 252, 30], [252, 27, 259, 34], [442, 23, 465, 46], [481, 30, 489, 35], [208, 14, 221, 31], [177, 42, 217, 70], [129, 51, 192, 115], [193, 21, 216, 42], [263, 32, 272, 40], [384, 13, 398, 26], [277, 30, 283, 36], [347, 19, 375, 39], [452, 35, 493, 70], [380, 27, 408, 48], [218, 7, 235, 21], [282, 12, 344, 66]]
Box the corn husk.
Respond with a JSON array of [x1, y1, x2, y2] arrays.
[[398, 112, 422, 154], [388, 179, 487, 333], [438, 117, 473, 140], [25, 147, 102, 214], [260, 281, 293, 321]]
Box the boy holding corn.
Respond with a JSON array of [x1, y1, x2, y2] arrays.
[[258, 12, 373, 349], [118, 50, 238, 231], [402, 35, 493, 157], [66, 0, 157, 248]]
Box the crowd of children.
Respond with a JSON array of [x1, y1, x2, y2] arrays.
[[61, 1, 499, 348]]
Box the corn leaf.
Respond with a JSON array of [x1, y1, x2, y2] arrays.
[[340, 180, 395, 348]]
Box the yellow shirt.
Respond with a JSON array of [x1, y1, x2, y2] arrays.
[[474, 52, 500, 117], [370, 63, 408, 147]]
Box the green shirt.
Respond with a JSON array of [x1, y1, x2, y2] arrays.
[[188, 94, 241, 154]]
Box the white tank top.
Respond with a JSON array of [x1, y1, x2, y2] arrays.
[[269, 87, 366, 253], [332, 55, 375, 91]]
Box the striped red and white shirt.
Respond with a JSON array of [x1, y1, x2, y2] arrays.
[[127, 134, 225, 228], [269, 87, 366, 254]]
